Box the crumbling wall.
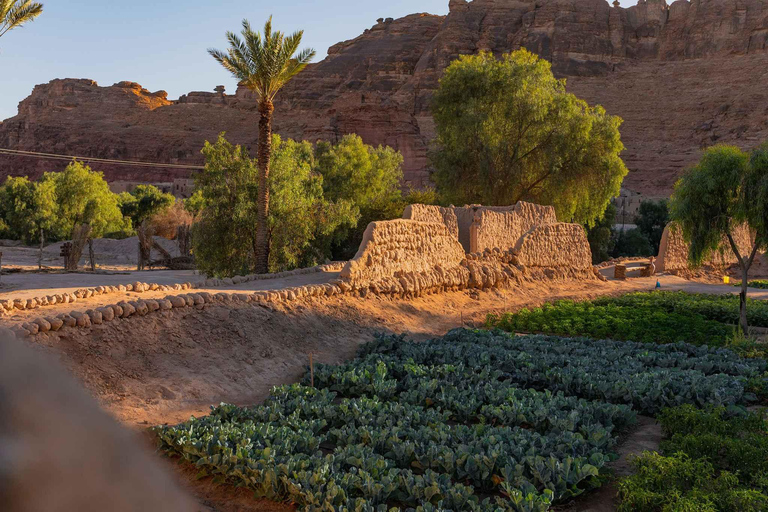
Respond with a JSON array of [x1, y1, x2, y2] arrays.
[[512, 223, 592, 270], [402, 204, 459, 239], [470, 202, 557, 253], [656, 222, 754, 272], [340, 219, 466, 286]]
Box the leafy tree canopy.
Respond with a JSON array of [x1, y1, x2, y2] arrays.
[[315, 134, 404, 259], [430, 49, 628, 226], [670, 143, 768, 332], [191, 134, 359, 277], [40, 161, 129, 239], [118, 184, 175, 229], [635, 199, 669, 254]]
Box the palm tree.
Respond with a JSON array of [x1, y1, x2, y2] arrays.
[[209, 17, 315, 274], [0, 0, 43, 39]]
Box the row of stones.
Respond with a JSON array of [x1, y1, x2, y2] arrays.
[[14, 280, 348, 337], [14, 260, 595, 337], [1, 262, 345, 314]]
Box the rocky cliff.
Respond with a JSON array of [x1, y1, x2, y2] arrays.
[[2, 0, 768, 195]]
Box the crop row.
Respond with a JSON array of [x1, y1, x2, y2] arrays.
[[334, 330, 766, 415], [156, 385, 623, 511]]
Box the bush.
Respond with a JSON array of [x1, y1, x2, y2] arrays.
[[618, 406, 768, 511]]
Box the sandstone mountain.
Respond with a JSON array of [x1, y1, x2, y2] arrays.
[[1, 0, 768, 197]]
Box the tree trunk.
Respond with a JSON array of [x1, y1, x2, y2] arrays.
[[38, 228, 44, 270], [136, 221, 153, 271], [726, 232, 761, 334], [739, 264, 749, 334], [66, 224, 91, 271], [254, 100, 274, 274], [88, 239, 95, 271]]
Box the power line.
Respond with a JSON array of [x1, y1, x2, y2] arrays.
[[0, 148, 205, 170]]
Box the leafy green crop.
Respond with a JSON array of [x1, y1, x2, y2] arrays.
[[618, 405, 768, 511], [156, 330, 766, 512], [487, 299, 732, 345]]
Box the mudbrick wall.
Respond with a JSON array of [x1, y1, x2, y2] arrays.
[[402, 204, 459, 239], [512, 224, 593, 270], [340, 219, 466, 285], [470, 202, 557, 253], [656, 222, 755, 272]]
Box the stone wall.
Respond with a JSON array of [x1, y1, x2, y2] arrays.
[[656, 222, 754, 272], [512, 223, 592, 270], [470, 202, 557, 253], [402, 204, 459, 239], [340, 219, 466, 286]]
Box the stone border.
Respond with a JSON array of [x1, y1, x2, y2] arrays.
[[13, 281, 346, 337], [12, 253, 600, 338], [0, 262, 345, 316]]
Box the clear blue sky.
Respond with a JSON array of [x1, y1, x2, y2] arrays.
[[1, 0, 637, 121]]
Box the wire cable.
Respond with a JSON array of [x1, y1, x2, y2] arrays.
[[0, 148, 205, 170]]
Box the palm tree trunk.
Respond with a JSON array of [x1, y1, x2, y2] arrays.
[[254, 99, 274, 274]]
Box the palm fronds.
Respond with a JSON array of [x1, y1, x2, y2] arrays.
[[0, 0, 43, 39], [208, 16, 316, 102]]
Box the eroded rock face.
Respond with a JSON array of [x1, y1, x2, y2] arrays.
[[2, 0, 768, 195]]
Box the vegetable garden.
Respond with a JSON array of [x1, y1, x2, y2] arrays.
[[155, 326, 767, 511], [487, 291, 768, 350]]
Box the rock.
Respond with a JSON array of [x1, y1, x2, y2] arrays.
[[33, 318, 51, 333], [47, 317, 64, 331], [159, 299, 173, 311], [145, 299, 160, 312], [118, 302, 136, 318], [168, 296, 187, 308], [59, 314, 76, 328], [86, 309, 103, 325], [22, 322, 39, 335], [97, 307, 115, 322]]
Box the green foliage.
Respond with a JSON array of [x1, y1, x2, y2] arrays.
[[586, 203, 615, 264], [315, 134, 404, 260], [618, 452, 767, 512], [670, 145, 754, 266], [208, 17, 315, 104], [183, 190, 205, 218], [157, 329, 765, 511], [268, 136, 357, 270], [636, 200, 669, 254], [117, 184, 175, 229], [39, 161, 129, 239], [430, 49, 627, 226], [191, 134, 359, 277], [618, 406, 768, 511], [191, 136, 259, 277], [591, 291, 768, 329], [612, 228, 654, 258], [0, 0, 43, 40], [487, 299, 733, 346], [0, 176, 55, 243]]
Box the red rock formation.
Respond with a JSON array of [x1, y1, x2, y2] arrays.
[[2, 0, 768, 196]]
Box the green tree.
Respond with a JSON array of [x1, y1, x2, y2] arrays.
[[41, 161, 128, 269], [430, 49, 628, 226], [0, 177, 56, 267], [41, 161, 127, 239], [315, 134, 403, 259], [586, 202, 616, 264], [118, 184, 175, 228], [670, 144, 768, 333], [636, 199, 669, 254], [613, 228, 653, 258], [269, 136, 357, 270], [192, 136, 260, 277], [209, 17, 315, 273], [0, 0, 43, 40], [118, 184, 175, 269], [191, 134, 357, 277]]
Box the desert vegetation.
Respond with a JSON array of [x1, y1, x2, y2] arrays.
[[156, 328, 767, 511]]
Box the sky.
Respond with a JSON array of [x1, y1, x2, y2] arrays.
[[1, 0, 637, 121]]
